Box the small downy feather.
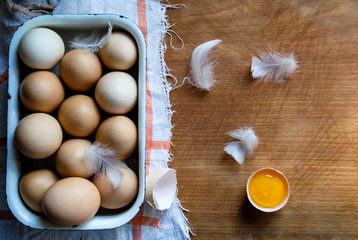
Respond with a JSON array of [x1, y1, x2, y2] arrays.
[[224, 141, 246, 165], [69, 22, 113, 52], [84, 142, 128, 188], [187, 39, 222, 91], [251, 51, 298, 84], [224, 126, 259, 165]]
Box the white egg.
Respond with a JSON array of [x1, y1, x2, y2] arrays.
[[18, 28, 65, 69], [95, 71, 138, 114]]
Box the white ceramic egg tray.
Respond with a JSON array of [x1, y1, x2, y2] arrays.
[[7, 14, 146, 230]]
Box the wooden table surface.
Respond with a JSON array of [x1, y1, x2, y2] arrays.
[[165, 1, 358, 239]]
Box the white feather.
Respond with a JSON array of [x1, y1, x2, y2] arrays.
[[69, 22, 113, 52], [251, 51, 298, 84], [224, 126, 259, 165], [224, 141, 246, 165], [84, 142, 128, 188], [228, 126, 259, 155], [187, 39, 222, 91]]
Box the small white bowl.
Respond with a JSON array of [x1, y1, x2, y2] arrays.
[[7, 14, 146, 230], [246, 168, 290, 212]]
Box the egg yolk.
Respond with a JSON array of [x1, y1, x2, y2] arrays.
[[248, 169, 288, 208]]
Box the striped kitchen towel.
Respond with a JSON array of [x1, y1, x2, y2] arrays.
[[0, 0, 191, 239]]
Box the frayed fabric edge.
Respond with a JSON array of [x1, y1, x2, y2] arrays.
[[157, 1, 193, 239], [159, 4, 183, 138], [179, 200, 196, 238]]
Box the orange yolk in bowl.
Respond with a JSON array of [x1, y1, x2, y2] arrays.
[[248, 168, 289, 209]]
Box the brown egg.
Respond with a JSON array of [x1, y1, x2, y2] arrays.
[[95, 116, 137, 160], [42, 177, 100, 226], [14, 113, 63, 159], [98, 31, 138, 70], [19, 169, 59, 214], [92, 167, 138, 209], [55, 139, 92, 178], [19, 71, 65, 112], [59, 49, 102, 91], [58, 95, 101, 137]]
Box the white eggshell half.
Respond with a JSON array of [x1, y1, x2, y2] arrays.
[[145, 168, 177, 211]]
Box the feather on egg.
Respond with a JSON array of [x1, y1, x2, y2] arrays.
[[69, 22, 113, 52], [83, 142, 128, 188]]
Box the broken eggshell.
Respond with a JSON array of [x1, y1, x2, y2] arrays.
[[145, 168, 177, 211]]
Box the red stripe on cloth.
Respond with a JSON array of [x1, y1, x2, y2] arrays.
[[0, 137, 6, 147], [141, 215, 162, 229], [0, 69, 8, 85], [130, 207, 143, 240], [137, 0, 148, 38], [0, 210, 16, 220], [145, 78, 153, 177], [128, 206, 162, 229], [150, 140, 173, 151], [135, 0, 152, 239], [137, 0, 152, 177]]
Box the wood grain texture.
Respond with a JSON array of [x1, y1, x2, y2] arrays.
[[165, 0, 358, 239]]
